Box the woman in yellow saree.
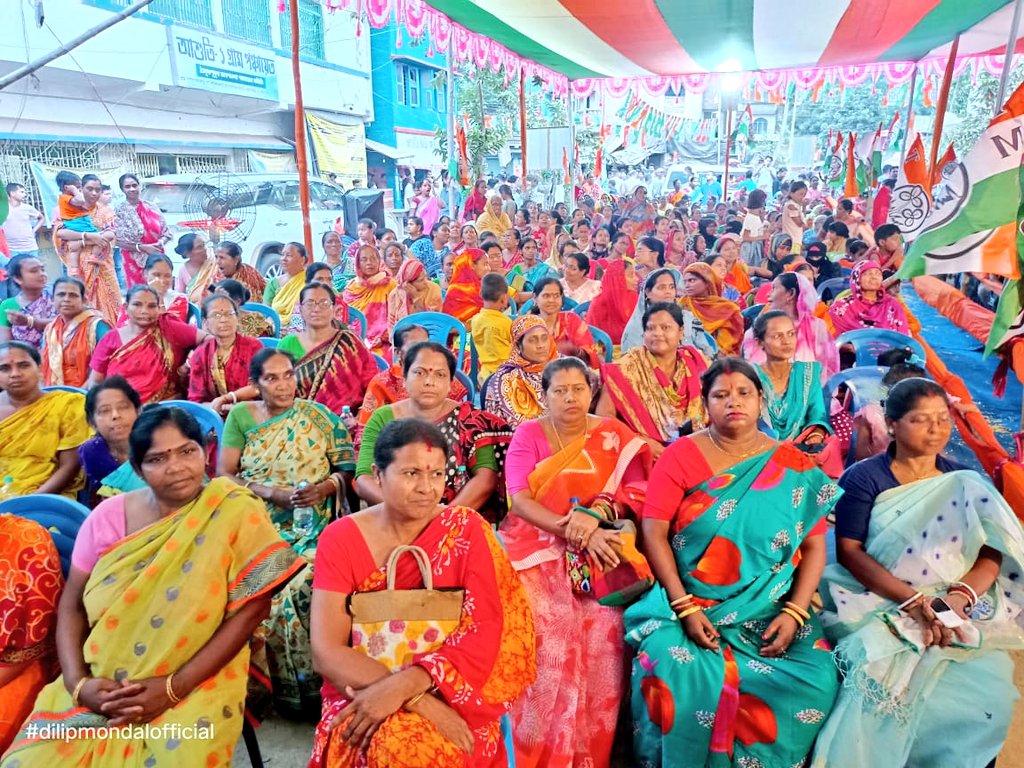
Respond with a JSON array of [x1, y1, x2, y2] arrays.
[[0, 341, 91, 498], [2, 407, 304, 768], [265, 242, 309, 329]]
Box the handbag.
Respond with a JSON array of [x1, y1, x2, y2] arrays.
[[347, 545, 464, 669], [564, 510, 655, 607]]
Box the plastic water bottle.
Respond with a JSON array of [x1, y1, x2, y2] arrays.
[[455, 464, 468, 492], [570, 496, 582, 514], [0, 477, 13, 501], [341, 405, 352, 421], [292, 481, 316, 538]]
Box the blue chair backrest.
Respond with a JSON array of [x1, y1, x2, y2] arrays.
[[393, 312, 468, 368], [740, 303, 765, 330], [453, 370, 477, 404], [43, 385, 87, 395], [0, 494, 90, 577], [700, 331, 719, 358], [372, 353, 389, 372], [835, 329, 925, 368], [186, 302, 201, 327], [588, 325, 614, 363], [241, 302, 281, 336], [346, 306, 367, 338], [156, 400, 225, 443], [467, 336, 480, 386], [823, 367, 889, 414], [259, 337, 279, 348], [572, 300, 591, 318], [817, 277, 848, 302]]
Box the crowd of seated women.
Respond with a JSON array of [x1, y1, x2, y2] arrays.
[[1, 191, 1021, 768]]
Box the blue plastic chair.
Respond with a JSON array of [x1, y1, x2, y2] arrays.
[[259, 337, 279, 348], [393, 312, 469, 368], [43, 385, 87, 395], [453, 370, 476, 404], [824, 366, 890, 466], [700, 331, 719, 358], [588, 325, 614, 363], [372, 353, 389, 372], [572, 300, 591, 318], [241, 302, 281, 336], [835, 329, 925, 368], [741, 303, 765, 329], [346, 305, 367, 338], [186, 301, 201, 327], [156, 400, 224, 443], [0, 494, 89, 577], [817, 277, 848, 302]]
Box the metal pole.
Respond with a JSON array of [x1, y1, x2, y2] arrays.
[[0, 0, 155, 90], [930, 35, 959, 176], [722, 107, 734, 202], [520, 68, 528, 184], [995, 0, 1024, 113], [289, 0, 313, 258], [898, 65, 919, 170], [446, 39, 456, 220], [568, 93, 576, 200]]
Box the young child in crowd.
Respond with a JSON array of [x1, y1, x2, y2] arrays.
[[53, 171, 114, 276], [470, 272, 512, 383]]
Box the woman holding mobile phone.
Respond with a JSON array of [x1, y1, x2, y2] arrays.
[[812, 378, 1024, 768]]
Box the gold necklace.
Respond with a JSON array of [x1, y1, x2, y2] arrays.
[[707, 428, 765, 459], [550, 416, 588, 451]]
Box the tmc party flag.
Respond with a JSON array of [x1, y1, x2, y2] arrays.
[[930, 142, 957, 189], [844, 132, 858, 198], [887, 133, 931, 243], [855, 123, 882, 193], [731, 104, 753, 141], [898, 80, 1024, 354]]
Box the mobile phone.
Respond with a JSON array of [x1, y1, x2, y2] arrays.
[[930, 597, 965, 628]]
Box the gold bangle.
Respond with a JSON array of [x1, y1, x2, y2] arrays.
[[404, 691, 427, 710], [676, 605, 703, 620], [165, 673, 182, 705], [785, 601, 811, 621], [669, 595, 693, 609], [71, 676, 90, 707], [780, 607, 805, 627]]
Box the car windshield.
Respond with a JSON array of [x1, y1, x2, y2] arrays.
[[141, 183, 200, 214]]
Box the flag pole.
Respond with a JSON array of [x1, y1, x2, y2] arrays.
[[929, 35, 959, 179], [722, 106, 734, 202], [447, 38, 456, 220], [289, 0, 313, 259], [520, 69, 528, 184], [995, 0, 1024, 113], [898, 66, 918, 170]]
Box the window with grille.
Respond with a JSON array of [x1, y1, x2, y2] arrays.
[[279, 0, 325, 60], [222, 0, 271, 46], [104, 0, 213, 29], [396, 64, 420, 108], [0, 141, 136, 212]]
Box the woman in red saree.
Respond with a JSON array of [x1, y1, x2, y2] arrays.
[[342, 245, 396, 356], [462, 179, 489, 222], [441, 249, 487, 324], [88, 285, 206, 403], [187, 294, 263, 412], [113, 172, 172, 288], [529, 276, 598, 366], [585, 259, 639, 346], [309, 418, 535, 768], [0, 515, 63, 754], [679, 262, 744, 355], [501, 357, 651, 768]]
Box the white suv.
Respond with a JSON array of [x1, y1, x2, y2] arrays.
[[140, 173, 399, 278]]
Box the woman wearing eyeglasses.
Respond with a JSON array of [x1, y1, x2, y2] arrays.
[[186, 293, 263, 414]]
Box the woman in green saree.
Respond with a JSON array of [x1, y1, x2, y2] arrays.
[[750, 310, 831, 442], [2, 407, 303, 768], [218, 347, 356, 718], [625, 357, 841, 768]]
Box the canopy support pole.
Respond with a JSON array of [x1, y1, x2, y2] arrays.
[[996, 0, 1024, 113], [722, 107, 734, 202], [568, 92, 576, 200], [929, 35, 959, 177], [289, 0, 313, 258], [898, 66, 918, 170], [446, 39, 456, 219], [520, 69, 528, 184]]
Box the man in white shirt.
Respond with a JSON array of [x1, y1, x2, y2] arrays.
[[2, 183, 43, 258]]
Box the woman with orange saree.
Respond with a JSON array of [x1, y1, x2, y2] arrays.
[[680, 262, 743, 356], [309, 418, 535, 768], [386, 258, 442, 336], [40, 277, 110, 388], [343, 245, 396, 356], [88, 285, 206, 404], [441, 248, 487, 324], [484, 314, 557, 428], [501, 357, 651, 768], [0, 515, 62, 754]]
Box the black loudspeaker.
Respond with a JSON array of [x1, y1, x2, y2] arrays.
[[342, 190, 386, 238]]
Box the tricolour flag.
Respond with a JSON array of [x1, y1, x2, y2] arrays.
[[731, 104, 754, 141], [855, 124, 882, 193], [887, 133, 931, 243], [898, 80, 1024, 355], [844, 132, 858, 198]]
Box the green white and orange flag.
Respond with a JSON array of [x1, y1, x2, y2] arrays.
[[887, 133, 931, 243], [899, 81, 1024, 355]]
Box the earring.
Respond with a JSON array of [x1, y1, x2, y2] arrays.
[[887, 429, 895, 436]]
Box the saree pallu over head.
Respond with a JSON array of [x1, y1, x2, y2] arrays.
[[294, 328, 373, 416], [108, 317, 182, 404], [184, 257, 220, 305], [3, 477, 305, 767], [342, 268, 395, 353], [488, 315, 557, 427], [40, 310, 104, 387], [624, 443, 842, 768], [0, 390, 89, 497], [828, 259, 909, 334], [586, 260, 638, 345], [442, 249, 485, 324], [310, 506, 536, 768], [271, 270, 306, 319], [601, 346, 708, 443], [499, 418, 651, 572], [681, 262, 743, 355], [237, 399, 354, 553]]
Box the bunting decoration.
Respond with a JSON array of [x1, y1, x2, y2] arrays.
[[617, 91, 720, 147]]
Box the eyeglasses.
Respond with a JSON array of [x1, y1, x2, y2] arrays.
[[206, 311, 236, 320], [302, 299, 334, 309]]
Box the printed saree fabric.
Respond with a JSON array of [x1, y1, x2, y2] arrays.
[[342, 269, 395, 355], [601, 346, 708, 443], [99, 316, 196, 403], [0, 390, 90, 497], [40, 310, 106, 387], [680, 263, 744, 356], [811, 471, 1024, 768], [184, 257, 219, 305], [187, 334, 263, 403], [2, 478, 304, 768], [755, 361, 830, 442], [485, 315, 557, 428], [295, 329, 377, 416], [0, 516, 62, 754], [309, 506, 536, 768], [625, 442, 841, 768], [442, 250, 485, 324]]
